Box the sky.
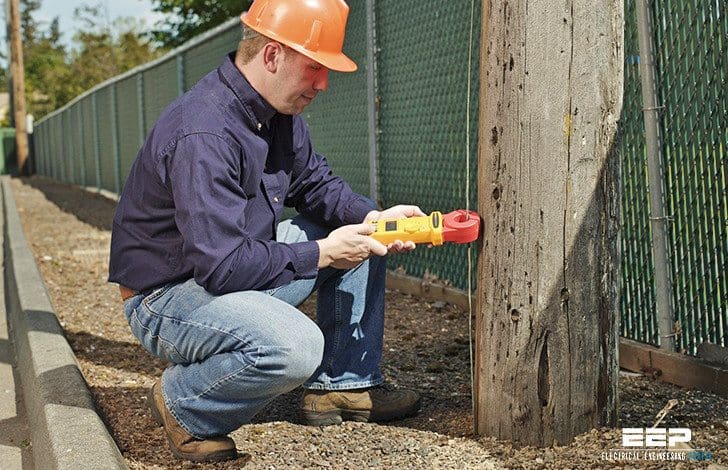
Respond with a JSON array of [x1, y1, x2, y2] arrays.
[[34, 0, 167, 46]]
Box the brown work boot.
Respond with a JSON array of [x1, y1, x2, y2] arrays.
[[301, 383, 421, 426], [148, 381, 237, 462]]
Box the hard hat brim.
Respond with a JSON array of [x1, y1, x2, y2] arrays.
[[288, 44, 358, 73], [242, 12, 358, 73]]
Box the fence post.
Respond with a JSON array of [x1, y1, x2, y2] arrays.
[[91, 93, 102, 191], [57, 116, 65, 182], [635, 0, 675, 351], [365, 0, 380, 203], [43, 123, 49, 176], [110, 84, 122, 194], [61, 108, 76, 184], [176, 54, 186, 96], [137, 74, 146, 146], [77, 103, 86, 187]]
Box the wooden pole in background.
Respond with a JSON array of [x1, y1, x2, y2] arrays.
[[474, 0, 624, 446], [8, 0, 29, 174]]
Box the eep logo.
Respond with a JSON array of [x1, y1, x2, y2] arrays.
[[622, 428, 692, 447]]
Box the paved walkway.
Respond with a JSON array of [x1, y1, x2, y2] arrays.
[[0, 176, 126, 470], [0, 291, 33, 469]]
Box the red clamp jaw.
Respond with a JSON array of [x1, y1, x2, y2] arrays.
[[442, 210, 481, 243]]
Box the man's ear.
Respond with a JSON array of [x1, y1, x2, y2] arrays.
[[262, 42, 283, 73]]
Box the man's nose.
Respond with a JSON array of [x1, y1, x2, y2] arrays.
[[314, 69, 329, 91]]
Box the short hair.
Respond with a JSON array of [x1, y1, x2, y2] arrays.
[[237, 27, 271, 64]]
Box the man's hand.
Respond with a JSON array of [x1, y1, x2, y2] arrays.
[[364, 204, 426, 223], [364, 204, 425, 254], [317, 223, 388, 269]]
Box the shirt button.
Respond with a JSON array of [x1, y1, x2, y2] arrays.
[[257, 122, 262, 131], [273, 197, 279, 203]]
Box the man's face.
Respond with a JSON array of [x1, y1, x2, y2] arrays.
[[270, 46, 329, 115]]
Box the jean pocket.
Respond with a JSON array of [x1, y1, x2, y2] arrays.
[[128, 301, 186, 364]]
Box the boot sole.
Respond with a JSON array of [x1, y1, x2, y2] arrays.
[[303, 398, 421, 426], [148, 386, 238, 462], [303, 409, 371, 426], [169, 446, 238, 462]]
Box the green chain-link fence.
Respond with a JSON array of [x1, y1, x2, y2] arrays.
[[304, 2, 370, 197], [32, 0, 726, 354], [620, 0, 660, 346], [657, 0, 726, 353], [375, 0, 480, 290], [619, 0, 726, 353]]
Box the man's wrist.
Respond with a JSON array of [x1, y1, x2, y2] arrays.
[[316, 239, 332, 268]]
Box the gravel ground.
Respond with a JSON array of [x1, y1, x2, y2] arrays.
[[9, 175, 728, 469]]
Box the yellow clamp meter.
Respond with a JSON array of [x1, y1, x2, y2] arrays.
[[369, 210, 480, 246], [370, 211, 445, 246]]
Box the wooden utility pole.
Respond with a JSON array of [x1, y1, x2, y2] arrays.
[[474, 0, 624, 446], [8, 0, 29, 173]]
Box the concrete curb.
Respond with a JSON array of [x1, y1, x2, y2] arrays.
[[2, 176, 127, 469]]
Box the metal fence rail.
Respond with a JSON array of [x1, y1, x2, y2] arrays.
[[618, 0, 727, 353], [33, 0, 726, 354], [621, 0, 660, 346]]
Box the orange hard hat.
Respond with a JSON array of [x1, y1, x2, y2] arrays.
[[241, 0, 357, 72]]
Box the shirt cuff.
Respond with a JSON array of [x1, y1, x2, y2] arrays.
[[345, 195, 377, 224], [290, 240, 320, 279]]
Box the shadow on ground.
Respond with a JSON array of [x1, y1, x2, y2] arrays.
[[20, 176, 116, 231], [66, 331, 167, 377]]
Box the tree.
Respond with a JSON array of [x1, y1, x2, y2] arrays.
[[19, 0, 41, 43], [0, 65, 7, 95], [18, 1, 162, 118], [149, 0, 251, 48], [475, 0, 623, 446], [23, 14, 74, 117], [69, 4, 161, 87]]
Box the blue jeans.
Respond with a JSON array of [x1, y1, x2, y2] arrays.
[[122, 216, 386, 438]]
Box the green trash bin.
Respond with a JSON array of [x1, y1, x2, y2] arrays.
[[0, 128, 16, 175]]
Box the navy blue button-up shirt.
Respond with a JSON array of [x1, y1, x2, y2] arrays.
[[108, 53, 373, 295]]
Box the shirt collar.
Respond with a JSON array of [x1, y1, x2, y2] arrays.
[[219, 52, 277, 131]]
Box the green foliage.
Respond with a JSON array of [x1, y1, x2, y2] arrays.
[[20, 0, 42, 44], [20, 1, 163, 118], [68, 5, 161, 90], [0, 63, 7, 92], [149, 0, 251, 48], [23, 14, 74, 118], [15, 0, 250, 118]]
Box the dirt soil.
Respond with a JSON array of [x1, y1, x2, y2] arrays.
[[9, 175, 728, 469]]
